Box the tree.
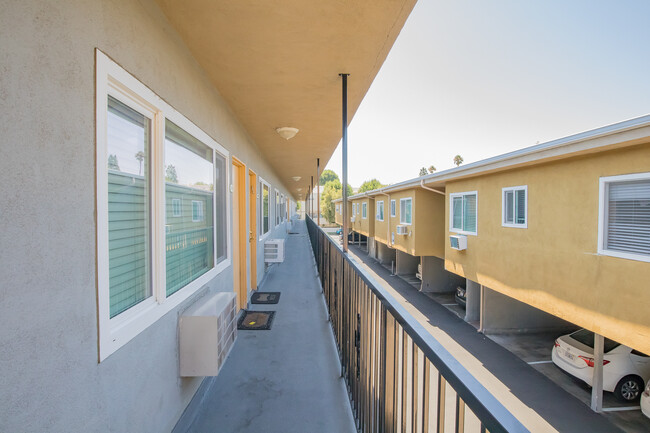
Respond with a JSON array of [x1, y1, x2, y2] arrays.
[[453, 155, 464, 167], [135, 151, 145, 175], [319, 169, 339, 185], [428, 165, 436, 174], [165, 164, 178, 183], [419, 167, 428, 176], [108, 154, 120, 171], [358, 178, 385, 193], [320, 179, 352, 223]]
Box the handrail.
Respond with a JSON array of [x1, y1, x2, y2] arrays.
[[306, 216, 528, 433]]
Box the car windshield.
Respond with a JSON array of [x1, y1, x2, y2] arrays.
[[569, 329, 620, 353]]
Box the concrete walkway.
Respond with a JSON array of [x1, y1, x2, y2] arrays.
[[346, 244, 621, 433], [174, 220, 355, 433]]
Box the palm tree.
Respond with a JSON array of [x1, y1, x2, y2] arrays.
[[453, 155, 463, 167], [135, 151, 145, 175]]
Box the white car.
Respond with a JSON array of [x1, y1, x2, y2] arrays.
[[552, 329, 650, 402], [642, 382, 650, 418]]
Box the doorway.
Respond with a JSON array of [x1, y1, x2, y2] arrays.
[[231, 157, 247, 310], [249, 169, 257, 291]]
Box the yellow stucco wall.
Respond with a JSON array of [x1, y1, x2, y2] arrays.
[[350, 197, 374, 237], [374, 189, 445, 258], [444, 142, 650, 353]]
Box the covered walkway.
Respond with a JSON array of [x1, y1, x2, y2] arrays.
[[173, 220, 355, 433]]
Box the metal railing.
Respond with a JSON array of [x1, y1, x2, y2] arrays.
[[306, 217, 528, 433]]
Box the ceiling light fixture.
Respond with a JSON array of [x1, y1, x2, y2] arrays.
[[276, 127, 299, 140], [297, 188, 302, 191], [292, 176, 301, 182]]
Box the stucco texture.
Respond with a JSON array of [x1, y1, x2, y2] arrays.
[[444, 142, 650, 354], [0, 1, 292, 431]]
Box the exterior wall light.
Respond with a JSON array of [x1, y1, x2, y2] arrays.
[[276, 127, 299, 140]]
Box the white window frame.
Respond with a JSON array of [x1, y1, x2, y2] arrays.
[[172, 198, 182, 217], [362, 202, 367, 219], [449, 191, 478, 235], [598, 172, 650, 263], [191, 200, 204, 222], [259, 177, 271, 240], [376, 200, 384, 221], [501, 185, 528, 228], [96, 50, 231, 361], [390, 199, 396, 217], [399, 197, 412, 225], [275, 188, 281, 226]]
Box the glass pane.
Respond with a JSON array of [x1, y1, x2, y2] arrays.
[[515, 189, 526, 224], [504, 190, 514, 224], [262, 184, 269, 234], [607, 180, 650, 255], [405, 199, 412, 224], [452, 197, 463, 230], [362, 202, 367, 217], [165, 120, 214, 297], [107, 96, 151, 318], [463, 194, 477, 233], [214, 153, 227, 264], [391, 200, 396, 216]]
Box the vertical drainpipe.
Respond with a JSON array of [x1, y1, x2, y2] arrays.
[[317, 158, 320, 226], [340, 73, 349, 253]]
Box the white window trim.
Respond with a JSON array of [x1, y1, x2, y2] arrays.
[[598, 172, 650, 263], [96, 49, 231, 361], [259, 177, 271, 240], [172, 198, 182, 217], [191, 200, 204, 222], [390, 199, 396, 217], [376, 200, 384, 221], [399, 197, 413, 225], [449, 191, 478, 236], [501, 185, 528, 228], [275, 188, 281, 226], [362, 202, 367, 219]]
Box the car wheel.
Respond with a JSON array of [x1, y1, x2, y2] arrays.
[[614, 375, 644, 402]]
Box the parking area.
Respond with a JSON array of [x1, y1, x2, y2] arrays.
[[431, 295, 650, 433]]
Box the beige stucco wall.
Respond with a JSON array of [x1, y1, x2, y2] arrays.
[[0, 1, 293, 431], [335, 200, 351, 226], [444, 142, 650, 354]]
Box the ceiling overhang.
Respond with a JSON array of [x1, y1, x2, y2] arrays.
[[155, 0, 417, 199]]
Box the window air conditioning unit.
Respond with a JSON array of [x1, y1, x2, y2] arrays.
[[179, 292, 237, 377], [350, 216, 356, 223], [416, 263, 422, 281], [264, 239, 285, 263], [396, 225, 408, 235], [450, 234, 467, 251]]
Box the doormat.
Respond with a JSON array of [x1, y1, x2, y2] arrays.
[[288, 232, 300, 235], [237, 310, 275, 330], [251, 292, 281, 304]]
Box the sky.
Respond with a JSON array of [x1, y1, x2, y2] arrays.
[[325, 1, 650, 187]]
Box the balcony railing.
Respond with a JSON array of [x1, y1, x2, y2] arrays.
[[306, 217, 528, 433]]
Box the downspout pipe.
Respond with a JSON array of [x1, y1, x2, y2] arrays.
[[420, 179, 445, 196]]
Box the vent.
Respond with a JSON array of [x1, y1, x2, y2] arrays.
[[396, 225, 408, 235], [450, 234, 467, 251], [179, 292, 237, 377], [264, 239, 285, 263]]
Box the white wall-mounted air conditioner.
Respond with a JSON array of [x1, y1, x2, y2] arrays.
[[350, 216, 356, 223], [416, 263, 422, 281], [396, 225, 408, 235], [179, 292, 237, 377], [450, 234, 467, 251], [264, 239, 285, 263]]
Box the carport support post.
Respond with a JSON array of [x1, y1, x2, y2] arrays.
[[591, 333, 604, 412], [340, 73, 349, 253]]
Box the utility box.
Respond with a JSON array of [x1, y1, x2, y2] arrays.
[[264, 239, 285, 263], [179, 292, 237, 377]]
